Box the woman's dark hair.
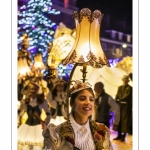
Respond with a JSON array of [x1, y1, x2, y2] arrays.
[[52, 84, 64, 99], [70, 88, 94, 106], [25, 93, 44, 104]]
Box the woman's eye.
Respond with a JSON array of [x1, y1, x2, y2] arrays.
[[90, 98, 94, 101], [79, 96, 86, 100], [78, 96, 94, 101]]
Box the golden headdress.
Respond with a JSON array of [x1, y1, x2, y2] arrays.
[[69, 80, 92, 96], [53, 78, 67, 87]]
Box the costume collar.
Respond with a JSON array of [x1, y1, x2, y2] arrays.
[[69, 113, 90, 134], [59, 113, 107, 150], [30, 97, 37, 102], [57, 91, 63, 94]]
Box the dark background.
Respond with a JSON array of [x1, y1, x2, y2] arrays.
[[76, 0, 132, 34]]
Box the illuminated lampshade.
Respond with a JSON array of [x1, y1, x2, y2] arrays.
[[32, 54, 46, 71], [17, 57, 32, 79], [54, 22, 73, 39], [49, 34, 75, 66], [47, 54, 60, 69], [63, 8, 110, 68]]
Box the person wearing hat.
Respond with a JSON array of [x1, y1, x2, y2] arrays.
[[94, 82, 120, 130], [47, 79, 67, 125], [18, 82, 51, 150], [113, 75, 132, 142], [42, 80, 114, 150], [18, 34, 32, 66]]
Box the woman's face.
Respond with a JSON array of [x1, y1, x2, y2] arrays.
[[29, 84, 38, 96], [72, 89, 95, 118], [56, 84, 64, 93]]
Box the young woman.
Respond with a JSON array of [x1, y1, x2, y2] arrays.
[[18, 82, 51, 150], [43, 80, 113, 150], [47, 79, 67, 125]]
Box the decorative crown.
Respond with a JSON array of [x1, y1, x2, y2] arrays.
[[54, 78, 67, 86], [69, 80, 92, 96]]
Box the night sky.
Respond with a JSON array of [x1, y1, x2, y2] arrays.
[[18, 0, 132, 34], [76, 0, 132, 34]]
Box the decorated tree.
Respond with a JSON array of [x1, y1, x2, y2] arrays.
[[18, 0, 60, 63]]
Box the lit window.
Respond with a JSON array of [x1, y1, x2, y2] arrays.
[[127, 35, 131, 42]]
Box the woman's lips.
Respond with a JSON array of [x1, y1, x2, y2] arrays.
[[82, 107, 91, 111]]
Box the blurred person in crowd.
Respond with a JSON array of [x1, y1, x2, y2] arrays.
[[114, 75, 132, 142], [18, 82, 51, 150], [47, 79, 67, 125], [128, 72, 133, 135], [18, 33, 32, 66], [94, 82, 120, 131]]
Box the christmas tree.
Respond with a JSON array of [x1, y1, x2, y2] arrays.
[[18, 0, 60, 63]]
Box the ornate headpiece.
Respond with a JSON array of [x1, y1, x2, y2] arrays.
[[53, 78, 67, 87], [21, 80, 39, 95], [21, 78, 49, 96], [69, 80, 92, 96]]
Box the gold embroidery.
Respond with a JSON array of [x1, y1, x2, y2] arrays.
[[90, 121, 107, 150], [58, 119, 107, 150], [59, 121, 74, 139]]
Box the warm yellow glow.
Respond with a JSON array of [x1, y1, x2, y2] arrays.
[[71, 65, 132, 98], [32, 54, 46, 71], [48, 34, 75, 68], [115, 56, 132, 74], [122, 44, 127, 48], [20, 109, 47, 124], [18, 57, 32, 79], [17, 101, 21, 109], [77, 42, 89, 60], [21, 112, 28, 124], [40, 108, 47, 121], [47, 54, 60, 69], [63, 8, 109, 68]]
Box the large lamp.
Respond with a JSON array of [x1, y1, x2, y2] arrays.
[[47, 54, 59, 79], [49, 34, 75, 64], [17, 57, 33, 80], [62, 8, 110, 117], [32, 53, 46, 77], [47, 23, 75, 79], [63, 8, 110, 68]]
